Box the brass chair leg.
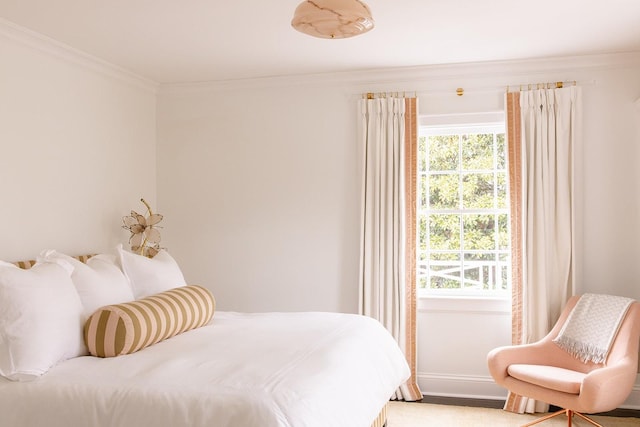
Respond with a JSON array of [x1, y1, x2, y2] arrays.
[[572, 411, 604, 427], [520, 408, 605, 427], [521, 409, 567, 427]]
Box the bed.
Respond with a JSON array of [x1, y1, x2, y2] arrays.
[[0, 249, 410, 427]]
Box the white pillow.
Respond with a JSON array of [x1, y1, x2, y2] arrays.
[[38, 250, 135, 319], [117, 244, 186, 299], [0, 260, 84, 381]]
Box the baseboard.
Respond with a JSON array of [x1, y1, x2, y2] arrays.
[[418, 373, 640, 412], [417, 372, 510, 401], [420, 395, 504, 409], [419, 395, 640, 418]]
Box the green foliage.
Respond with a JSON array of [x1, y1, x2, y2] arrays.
[[429, 174, 459, 209], [462, 173, 494, 209], [428, 135, 458, 171], [496, 133, 506, 169], [462, 133, 493, 170], [418, 130, 510, 291], [428, 214, 461, 250], [463, 214, 496, 250]]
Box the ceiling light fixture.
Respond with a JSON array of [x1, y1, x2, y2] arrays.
[[291, 0, 375, 39]]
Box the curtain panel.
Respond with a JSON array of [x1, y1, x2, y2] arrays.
[[505, 86, 581, 414], [358, 96, 422, 401]]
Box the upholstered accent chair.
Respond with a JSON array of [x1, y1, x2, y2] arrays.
[[487, 295, 640, 427]]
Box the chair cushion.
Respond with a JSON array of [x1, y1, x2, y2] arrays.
[[507, 364, 586, 394]]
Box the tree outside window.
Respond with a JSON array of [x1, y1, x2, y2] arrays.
[[418, 124, 509, 295]]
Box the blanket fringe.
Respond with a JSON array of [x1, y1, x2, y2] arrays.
[[553, 336, 607, 364]]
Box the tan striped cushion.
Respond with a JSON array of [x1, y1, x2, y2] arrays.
[[84, 285, 215, 357]]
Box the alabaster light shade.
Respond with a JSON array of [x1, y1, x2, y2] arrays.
[[291, 0, 374, 39]]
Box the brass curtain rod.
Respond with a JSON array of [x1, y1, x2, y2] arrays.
[[357, 80, 588, 99], [363, 91, 417, 99], [506, 80, 577, 93]]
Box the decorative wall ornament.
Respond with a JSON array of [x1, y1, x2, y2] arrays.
[[122, 198, 163, 258]]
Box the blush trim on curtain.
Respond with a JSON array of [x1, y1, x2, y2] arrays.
[[506, 92, 524, 348], [403, 97, 421, 400], [358, 95, 422, 402], [504, 91, 529, 413]]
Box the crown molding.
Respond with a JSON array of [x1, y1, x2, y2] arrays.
[[347, 51, 640, 84], [0, 18, 158, 93], [160, 51, 640, 95]]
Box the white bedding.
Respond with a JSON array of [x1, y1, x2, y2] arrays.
[[0, 311, 409, 427]]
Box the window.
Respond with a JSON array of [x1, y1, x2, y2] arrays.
[[417, 121, 510, 296]]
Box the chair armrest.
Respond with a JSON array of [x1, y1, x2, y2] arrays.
[[580, 356, 638, 411], [487, 342, 554, 384]]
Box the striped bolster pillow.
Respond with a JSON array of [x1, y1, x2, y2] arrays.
[[84, 285, 215, 357]]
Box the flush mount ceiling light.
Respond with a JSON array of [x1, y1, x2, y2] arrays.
[[291, 0, 375, 39]]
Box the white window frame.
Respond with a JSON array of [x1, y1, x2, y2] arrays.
[[417, 113, 510, 299]]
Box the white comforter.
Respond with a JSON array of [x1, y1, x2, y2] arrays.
[[0, 311, 409, 427]]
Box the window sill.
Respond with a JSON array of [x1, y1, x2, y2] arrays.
[[417, 293, 511, 314]]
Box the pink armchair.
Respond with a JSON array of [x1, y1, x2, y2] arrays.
[[487, 295, 640, 426]]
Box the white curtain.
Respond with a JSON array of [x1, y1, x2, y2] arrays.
[[521, 86, 580, 343], [358, 96, 405, 341], [507, 86, 582, 413], [357, 96, 420, 401]]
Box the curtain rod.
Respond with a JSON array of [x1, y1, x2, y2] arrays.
[[363, 92, 418, 99], [359, 80, 593, 99], [506, 80, 577, 93]]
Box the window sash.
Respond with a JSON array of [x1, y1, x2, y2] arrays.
[[417, 123, 509, 296]]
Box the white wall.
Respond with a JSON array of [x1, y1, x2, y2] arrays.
[[158, 53, 640, 407], [0, 22, 157, 261], [157, 83, 360, 313]]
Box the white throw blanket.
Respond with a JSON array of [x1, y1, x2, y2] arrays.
[[553, 293, 634, 364]]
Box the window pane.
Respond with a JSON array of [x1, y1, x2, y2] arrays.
[[462, 173, 494, 209], [463, 252, 496, 290], [462, 133, 493, 170], [498, 214, 509, 250], [429, 214, 461, 250], [496, 133, 506, 170], [419, 174, 428, 210], [418, 136, 428, 172], [496, 172, 507, 209], [429, 135, 458, 171], [430, 174, 459, 209], [463, 214, 495, 250], [499, 253, 509, 291], [419, 276, 429, 289], [418, 124, 509, 294], [419, 216, 428, 252], [429, 252, 461, 290]]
